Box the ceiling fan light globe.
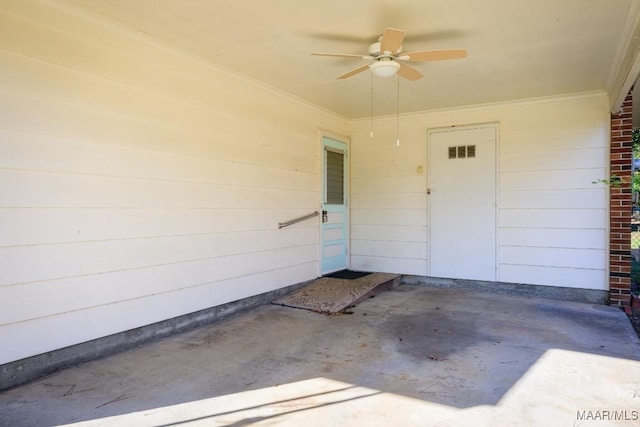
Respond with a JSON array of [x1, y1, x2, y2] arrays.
[[369, 60, 400, 77]]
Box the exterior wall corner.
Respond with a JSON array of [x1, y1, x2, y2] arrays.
[[609, 89, 633, 307]]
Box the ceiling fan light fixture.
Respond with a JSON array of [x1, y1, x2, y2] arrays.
[[313, 27, 466, 81], [369, 59, 400, 77]]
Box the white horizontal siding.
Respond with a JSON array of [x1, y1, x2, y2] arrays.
[[351, 225, 428, 242], [0, 2, 347, 364], [501, 189, 606, 209], [350, 93, 609, 290], [0, 91, 319, 174], [0, 170, 318, 209], [500, 265, 607, 290], [500, 247, 606, 270], [501, 147, 607, 172], [351, 208, 427, 226], [499, 228, 606, 249], [1, 244, 318, 325], [500, 127, 608, 153], [351, 176, 427, 194], [351, 255, 427, 276], [1, 263, 316, 362], [500, 208, 606, 229], [348, 131, 429, 274], [0, 129, 319, 184], [351, 139, 425, 161], [501, 169, 606, 191], [0, 208, 319, 247], [351, 193, 427, 209], [0, 229, 317, 287], [351, 240, 427, 259], [496, 105, 607, 287]]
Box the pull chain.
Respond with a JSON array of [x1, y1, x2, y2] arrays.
[[396, 74, 400, 147], [370, 72, 374, 139]]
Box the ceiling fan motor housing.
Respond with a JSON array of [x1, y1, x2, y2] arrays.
[[368, 41, 402, 56]]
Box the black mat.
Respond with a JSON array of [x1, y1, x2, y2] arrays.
[[323, 270, 372, 280]]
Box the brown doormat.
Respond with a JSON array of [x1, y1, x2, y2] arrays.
[[272, 272, 401, 314]]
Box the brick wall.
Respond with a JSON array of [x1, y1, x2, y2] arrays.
[[609, 89, 633, 307]]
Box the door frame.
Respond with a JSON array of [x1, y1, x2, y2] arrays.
[[426, 122, 500, 281], [318, 131, 350, 276]]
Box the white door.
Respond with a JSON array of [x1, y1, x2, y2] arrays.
[[428, 124, 497, 281], [321, 137, 348, 274]]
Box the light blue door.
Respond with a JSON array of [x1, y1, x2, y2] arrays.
[[321, 137, 348, 274]]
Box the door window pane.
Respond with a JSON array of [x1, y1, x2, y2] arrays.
[[326, 150, 344, 204]]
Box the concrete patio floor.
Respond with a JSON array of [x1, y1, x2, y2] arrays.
[[1, 284, 640, 427]]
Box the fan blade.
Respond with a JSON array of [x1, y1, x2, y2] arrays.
[[312, 52, 372, 59], [337, 64, 371, 80], [380, 27, 405, 54], [400, 49, 467, 62], [397, 62, 423, 81]]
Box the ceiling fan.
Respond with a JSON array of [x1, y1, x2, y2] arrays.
[[312, 27, 467, 81]]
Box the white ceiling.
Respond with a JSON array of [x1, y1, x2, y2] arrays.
[[57, 0, 637, 119]]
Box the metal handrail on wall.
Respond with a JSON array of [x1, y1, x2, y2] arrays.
[[278, 211, 319, 229]]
